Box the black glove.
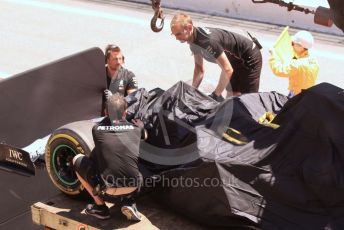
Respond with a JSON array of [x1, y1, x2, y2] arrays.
[[209, 92, 224, 102]]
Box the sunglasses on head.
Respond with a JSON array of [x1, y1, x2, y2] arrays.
[[105, 44, 125, 62], [106, 44, 121, 53]]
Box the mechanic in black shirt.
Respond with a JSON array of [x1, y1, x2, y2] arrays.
[[101, 45, 138, 116], [170, 13, 263, 101], [73, 93, 146, 221]]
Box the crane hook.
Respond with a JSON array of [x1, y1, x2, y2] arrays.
[[150, 0, 165, 32]]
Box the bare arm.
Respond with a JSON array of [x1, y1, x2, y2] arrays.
[[126, 88, 136, 95], [214, 52, 234, 96], [192, 54, 205, 88]]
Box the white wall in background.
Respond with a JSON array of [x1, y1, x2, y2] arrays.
[[131, 0, 341, 35]]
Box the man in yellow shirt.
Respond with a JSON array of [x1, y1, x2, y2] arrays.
[[269, 31, 319, 97]]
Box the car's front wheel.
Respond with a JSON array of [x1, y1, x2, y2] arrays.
[[45, 120, 95, 197]]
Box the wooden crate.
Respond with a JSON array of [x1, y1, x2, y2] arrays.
[[31, 193, 212, 230]]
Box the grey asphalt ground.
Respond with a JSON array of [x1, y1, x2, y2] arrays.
[[1, 0, 344, 96]]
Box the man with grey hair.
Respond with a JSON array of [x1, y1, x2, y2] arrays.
[[170, 13, 263, 101], [73, 93, 146, 221], [106, 92, 128, 123]]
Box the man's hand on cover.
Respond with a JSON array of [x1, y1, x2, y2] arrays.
[[209, 91, 225, 102], [131, 118, 144, 128], [132, 119, 148, 140]]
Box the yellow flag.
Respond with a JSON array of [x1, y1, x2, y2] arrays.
[[273, 26, 293, 63]]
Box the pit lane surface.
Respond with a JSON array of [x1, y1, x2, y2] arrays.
[[0, 0, 344, 229]]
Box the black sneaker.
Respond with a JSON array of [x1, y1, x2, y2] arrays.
[[121, 203, 142, 221], [85, 203, 110, 220]]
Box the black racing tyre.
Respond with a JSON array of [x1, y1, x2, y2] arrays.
[[45, 120, 95, 197]]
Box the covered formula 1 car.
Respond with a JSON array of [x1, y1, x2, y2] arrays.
[[45, 80, 344, 230], [1, 48, 344, 229]]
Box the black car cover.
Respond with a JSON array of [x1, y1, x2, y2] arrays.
[[0, 47, 343, 229], [127, 81, 344, 230]]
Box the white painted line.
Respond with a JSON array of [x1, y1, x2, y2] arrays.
[[0, 71, 10, 78], [5, 0, 146, 26]]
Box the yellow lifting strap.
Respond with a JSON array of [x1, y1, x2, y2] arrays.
[[222, 127, 249, 145], [258, 112, 280, 129], [222, 112, 279, 145]]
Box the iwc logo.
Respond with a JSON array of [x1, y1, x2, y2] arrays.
[[9, 149, 23, 161], [5, 148, 27, 167]]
